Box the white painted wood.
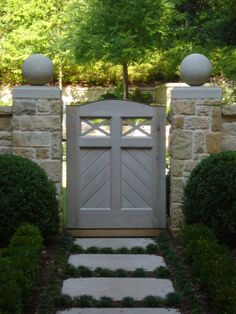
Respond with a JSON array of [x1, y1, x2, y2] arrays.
[[66, 107, 80, 228], [111, 116, 121, 211], [79, 137, 112, 147], [121, 138, 153, 147], [66, 100, 166, 229]]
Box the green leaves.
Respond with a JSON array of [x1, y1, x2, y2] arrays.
[[0, 154, 59, 246], [183, 151, 236, 246], [74, 0, 166, 65], [0, 224, 43, 313], [182, 224, 236, 313], [0, 0, 78, 84]]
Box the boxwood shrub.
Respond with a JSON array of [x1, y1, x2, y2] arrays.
[[183, 151, 236, 246], [182, 224, 236, 313], [0, 224, 43, 314], [0, 154, 59, 246]]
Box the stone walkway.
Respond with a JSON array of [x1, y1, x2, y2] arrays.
[[57, 238, 181, 314]]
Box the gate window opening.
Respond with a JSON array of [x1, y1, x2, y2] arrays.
[[81, 118, 111, 137], [122, 118, 151, 137]]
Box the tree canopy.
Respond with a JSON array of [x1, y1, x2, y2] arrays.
[[0, 0, 235, 93], [73, 0, 169, 98], [0, 0, 76, 85]]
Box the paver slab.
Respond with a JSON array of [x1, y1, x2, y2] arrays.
[[62, 278, 174, 300], [57, 308, 181, 314], [74, 238, 156, 249], [69, 254, 166, 271]]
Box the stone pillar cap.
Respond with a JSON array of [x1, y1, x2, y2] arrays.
[[13, 86, 61, 99]]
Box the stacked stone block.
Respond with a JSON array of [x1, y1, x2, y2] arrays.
[[1, 82, 236, 231], [0, 106, 12, 154], [12, 86, 62, 194], [155, 85, 223, 232], [221, 104, 236, 151]]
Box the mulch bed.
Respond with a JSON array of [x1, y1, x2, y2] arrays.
[[24, 235, 236, 314], [170, 236, 213, 314], [24, 243, 57, 314]]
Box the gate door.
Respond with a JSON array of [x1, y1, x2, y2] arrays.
[[66, 100, 166, 230]]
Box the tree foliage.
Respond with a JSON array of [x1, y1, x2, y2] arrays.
[[0, 0, 235, 89], [73, 0, 168, 98], [0, 0, 77, 85], [175, 0, 236, 46]]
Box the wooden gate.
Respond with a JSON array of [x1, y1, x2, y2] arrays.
[[66, 100, 166, 235]]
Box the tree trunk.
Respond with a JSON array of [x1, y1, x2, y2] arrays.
[[59, 65, 63, 90], [122, 62, 129, 100]]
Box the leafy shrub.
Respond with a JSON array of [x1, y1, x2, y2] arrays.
[[129, 88, 153, 104], [0, 224, 43, 314], [133, 268, 146, 277], [164, 292, 182, 307], [122, 296, 135, 307], [86, 246, 100, 253], [99, 85, 153, 104], [143, 295, 162, 307], [6, 224, 43, 299], [183, 151, 236, 246], [78, 295, 96, 308], [100, 92, 119, 100], [100, 247, 115, 254], [98, 296, 113, 308], [0, 258, 23, 313], [130, 246, 146, 254], [116, 247, 129, 254], [0, 154, 59, 246], [182, 224, 236, 313], [94, 267, 114, 277], [154, 266, 170, 278], [113, 268, 128, 277], [70, 244, 84, 253], [78, 266, 93, 277], [55, 294, 72, 308], [158, 232, 202, 313], [146, 243, 159, 254]]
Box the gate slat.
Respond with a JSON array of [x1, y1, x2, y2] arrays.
[[66, 100, 166, 230]]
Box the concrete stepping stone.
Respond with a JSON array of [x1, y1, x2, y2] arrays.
[[62, 278, 174, 300], [74, 238, 156, 249], [69, 254, 166, 271], [57, 308, 181, 314]]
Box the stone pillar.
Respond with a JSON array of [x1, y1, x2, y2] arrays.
[[12, 86, 62, 196], [0, 106, 12, 154], [155, 84, 222, 232], [221, 104, 236, 151]]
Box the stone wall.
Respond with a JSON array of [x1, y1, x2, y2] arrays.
[[221, 104, 236, 151], [1, 83, 236, 231], [0, 85, 156, 107], [0, 106, 12, 154], [63, 86, 155, 104], [155, 84, 224, 231], [12, 86, 62, 195]]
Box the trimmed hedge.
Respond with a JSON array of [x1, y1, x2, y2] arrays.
[[182, 224, 236, 314], [183, 151, 236, 246], [0, 154, 59, 247], [0, 224, 43, 314]]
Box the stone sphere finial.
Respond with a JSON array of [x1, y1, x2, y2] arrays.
[[22, 54, 54, 85], [180, 53, 212, 86]]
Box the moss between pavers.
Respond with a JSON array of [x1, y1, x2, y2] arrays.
[[38, 233, 204, 313]]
